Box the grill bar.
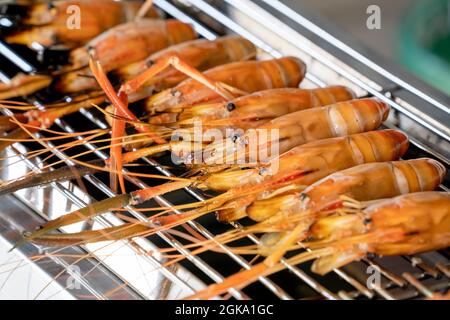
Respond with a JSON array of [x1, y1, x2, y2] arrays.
[[261, 0, 450, 115]]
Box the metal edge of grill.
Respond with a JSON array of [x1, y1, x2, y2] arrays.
[[0, 0, 448, 300]]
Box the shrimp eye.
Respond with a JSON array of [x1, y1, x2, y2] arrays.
[[146, 59, 155, 67], [258, 167, 268, 175], [23, 231, 32, 237], [170, 89, 181, 97], [299, 193, 309, 201], [87, 46, 96, 57], [366, 252, 376, 259], [172, 133, 181, 140], [226, 102, 236, 111], [363, 217, 372, 225], [130, 193, 141, 205]]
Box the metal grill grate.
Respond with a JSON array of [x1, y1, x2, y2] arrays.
[[0, 0, 449, 300]]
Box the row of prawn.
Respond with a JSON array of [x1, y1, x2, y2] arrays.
[[0, 0, 448, 300]]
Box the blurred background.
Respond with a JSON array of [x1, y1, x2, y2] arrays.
[[283, 0, 450, 96]]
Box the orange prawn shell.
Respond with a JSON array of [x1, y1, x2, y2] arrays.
[[310, 192, 450, 256], [257, 98, 389, 143], [202, 98, 390, 169], [179, 85, 356, 125], [245, 158, 446, 223], [5, 0, 160, 47], [229, 86, 357, 121], [366, 192, 450, 255], [71, 19, 197, 71], [146, 57, 307, 112], [58, 19, 197, 93], [271, 129, 409, 186], [117, 35, 257, 90], [203, 130, 409, 193], [306, 158, 446, 209]]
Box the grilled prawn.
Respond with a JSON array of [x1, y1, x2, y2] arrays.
[[173, 85, 355, 126], [140, 85, 355, 142], [114, 97, 389, 170], [58, 19, 198, 93], [0, 36, 255, 139], [17, 130, 409, 247], [0, 18, 197, 100], [201, 98, 389, 166], [0, 85, 354, 196], [90, 56, 307, 192], [113, 35, 257, 95], [187, 191, 450, 299], [239, 158, 446, 266], [2, 0, 160, 48]]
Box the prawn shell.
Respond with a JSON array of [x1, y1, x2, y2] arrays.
[[4, 0, 160, 47], [309, 192, 450, 275], [246, 158, 445, 223], [178, 85, 356, 125], [145, 56, 307, 112], [367, 192, 450, 255], [58, 19, 197, 93], [114, 35, 257, 90]]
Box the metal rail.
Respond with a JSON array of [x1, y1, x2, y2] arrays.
[[263, 0, 450, 114]]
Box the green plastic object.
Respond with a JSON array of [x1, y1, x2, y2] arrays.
[[399, 0, 450, 95]]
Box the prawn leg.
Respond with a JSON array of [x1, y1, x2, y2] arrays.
[[18, 180, 193, 247], [0, 74, 52, 100], [0, 124, 40, 151], [0, 94, 107, 151], [186, 248, 332, 300], [11, 193, 131, 251], [0, 159, 104, 197], [90, 58, 163, 192], [91, 54, 245, 192], [24, 223, 152, 247], [119, 54, 239, 100], [136, 0, 154, 20]]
